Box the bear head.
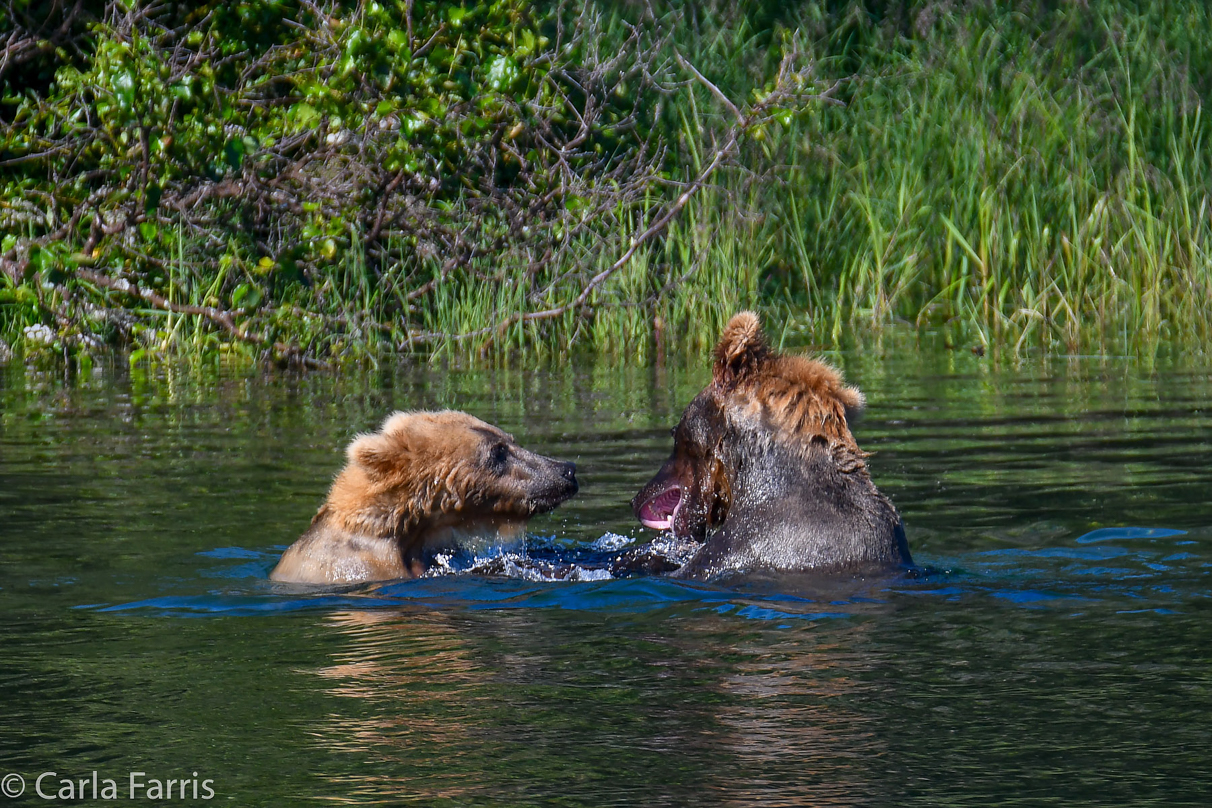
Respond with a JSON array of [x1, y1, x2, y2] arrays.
[[632, 311, 866, 541], [326, 410, 579, 539]]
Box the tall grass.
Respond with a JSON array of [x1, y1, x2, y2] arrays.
[[388, 0, 1212, 360], [648, 0, 1212, 357], [5, 0, 1210, 364]]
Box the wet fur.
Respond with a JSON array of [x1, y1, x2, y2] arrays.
[[271, 411, 577, 585], [713, 311, 866, 462], [629, 311, 910, 581]]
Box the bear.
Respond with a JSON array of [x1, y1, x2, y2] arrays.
[[626, 311, 911, 582], [270, 410, 579, 584]]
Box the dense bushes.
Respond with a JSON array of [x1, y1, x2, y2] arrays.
[[1, 0, 678, 362], [3, 1, 1212, 364]]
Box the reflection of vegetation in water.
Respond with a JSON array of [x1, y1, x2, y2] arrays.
[[841, 345, 1212, 558], [4, 2, 1212, 362], [311, 608, 879, 804], [3, 346, 1208, 563], [2, 354, 1212, 804]]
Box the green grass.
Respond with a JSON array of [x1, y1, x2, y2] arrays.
[[4, 0, 1211, 365], [639, 0, 1212, 358]]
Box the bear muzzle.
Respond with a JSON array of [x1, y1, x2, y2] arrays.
[[513, 452, 578, 512]]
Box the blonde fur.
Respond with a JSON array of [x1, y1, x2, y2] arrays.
[[269, 410, 550, 585], [328, 410, 505, 538]]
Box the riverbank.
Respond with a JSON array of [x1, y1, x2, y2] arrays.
[[2, 0, 1209, 363]]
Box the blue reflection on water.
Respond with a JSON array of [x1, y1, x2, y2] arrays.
[[91, 526, 1209, 622], [980, 546, 1132, 560], [1075, 526, 1187, 543], [196, 547, 267, 559]]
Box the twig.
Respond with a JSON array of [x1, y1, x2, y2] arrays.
[[439, 51, 810, 346], [674, 51, 743, 125]]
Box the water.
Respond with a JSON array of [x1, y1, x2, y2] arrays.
[[2, 351, 1210, 806]]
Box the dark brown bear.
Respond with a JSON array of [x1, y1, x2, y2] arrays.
[[271, 411, 578, 584], [629, 312, 910, 582]]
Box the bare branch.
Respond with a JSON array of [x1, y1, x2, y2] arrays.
[[674, 51, 744, 125]]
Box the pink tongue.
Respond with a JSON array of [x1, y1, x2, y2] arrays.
[[639, 488, 680, 530]]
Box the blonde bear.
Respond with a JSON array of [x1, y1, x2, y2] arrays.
[[271, 411, 578, 584]]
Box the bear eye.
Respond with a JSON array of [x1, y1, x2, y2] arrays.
[[490, 442, 510, 467]]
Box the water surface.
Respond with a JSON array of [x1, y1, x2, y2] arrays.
[[2, 350, 1210, 806]]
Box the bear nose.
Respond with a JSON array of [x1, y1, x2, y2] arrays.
[[560, 462, 578, 494]]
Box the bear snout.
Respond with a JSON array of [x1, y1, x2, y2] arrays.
[[512, 452, 578, 512], [549, 460, 578, 499], [560, 461, 578, 485]]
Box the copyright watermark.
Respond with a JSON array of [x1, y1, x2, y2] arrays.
[[1, 775, 23, 798], [1, 772, 214, 801]]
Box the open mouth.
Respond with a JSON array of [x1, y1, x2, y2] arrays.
[[637, 486, 682, 531]]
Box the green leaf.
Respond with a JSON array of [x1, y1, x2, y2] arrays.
[[290, 102, 320, 131], [144, 183, 162, 214], [517, 29, 536, 57], [386, 29, 409, 53], [26, 245, 47, 277], [232, 283, 262, 309], [111, 70, 135, 111], [345, 28, 368, 58], [485, 55, 519, 92], [223, 138, 246, 170]]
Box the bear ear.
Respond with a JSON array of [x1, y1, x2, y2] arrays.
[[346, 412, 414, 479], [347, 432, 403, 479], [713, 311, 771, 391], [838, 385, 866, 424]]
